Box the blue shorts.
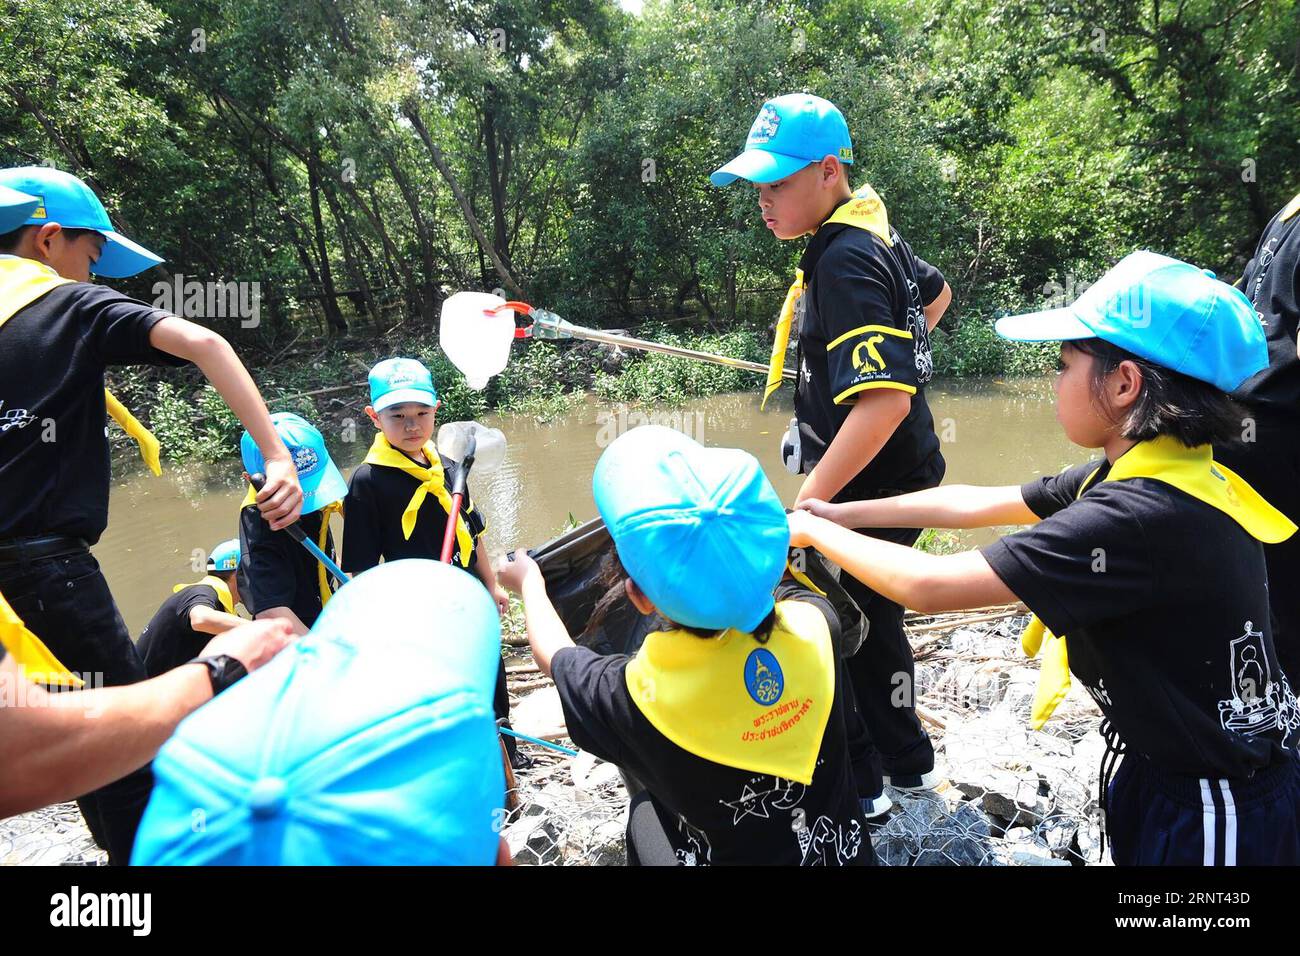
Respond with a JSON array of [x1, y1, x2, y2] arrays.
[[1108, 753, 1300, 866]]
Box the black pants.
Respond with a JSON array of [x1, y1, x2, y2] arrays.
[[838, 525, 935, 779], [0, 550, 153, 865], [1216, 413, 1300, 683], [626, 789, 681, 866], [1108, 754, 1300, 865]]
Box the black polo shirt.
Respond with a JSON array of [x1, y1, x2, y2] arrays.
[[0, 268, 188, 544], [238, 507, 336, 629], [1232, 200, 1300, 416], [136, 582, 225, 677], [794, 213, 946, 498], [340, 453, 484, 575], [982, 458, 1300, 778], [551, 580, 870, 866]]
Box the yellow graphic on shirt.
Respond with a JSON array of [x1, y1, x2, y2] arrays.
[[851, 334, 887, 373]]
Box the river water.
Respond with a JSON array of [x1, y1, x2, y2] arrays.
[[99, 376, 1082, 635]]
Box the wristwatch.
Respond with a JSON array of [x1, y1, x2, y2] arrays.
[[190, 654, 248, 696]]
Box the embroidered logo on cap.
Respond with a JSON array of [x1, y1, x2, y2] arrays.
[[291, 445, 322, 476], [747, 105, 781, 146]]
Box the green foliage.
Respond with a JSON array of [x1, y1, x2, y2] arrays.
[[8, 0, 1299, 457], [931, 319, 1057, 378], [916, 527, 962, 556], [592, 326, 767, 405], [149, 383, 243, 464]]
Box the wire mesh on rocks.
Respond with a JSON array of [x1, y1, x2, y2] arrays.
[[0, 607, 1107, 867]]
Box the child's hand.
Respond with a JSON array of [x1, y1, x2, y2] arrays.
[[786, 508, 824, 549], [794, 497, 843, 524], [492, 584, 510, 616], [257, 456, 304, 530], [496, 550, 540, 595]]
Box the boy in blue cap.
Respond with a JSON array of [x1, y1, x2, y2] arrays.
[[132, 560, 509, 865], [712, 94, 953, 807], [137, 538, 246, 678], [239, 413, 348, 636], [342, 357, 516, 757], [0, 165, 302, 865], [791, 252, 1300, 865], [499, 426, 870, 866], [342, 358, 501, 601], [1214, 190, 1300, 684]]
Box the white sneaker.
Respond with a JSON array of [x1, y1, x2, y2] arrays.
[[860, 792, 894, 819], [883, 769, 945, 792]]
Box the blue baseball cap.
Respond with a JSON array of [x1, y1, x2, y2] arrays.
[[592, 426, 789, 633], [131, 559, 506, 865], [370, 357, 438, 412], [0, 166, 163, 278], [0, 184, 38, 233], [240, 412, 348, 515], [710, 93, 853, 187], [207, 538, 240, 573], [996, 251, 1268, 392]]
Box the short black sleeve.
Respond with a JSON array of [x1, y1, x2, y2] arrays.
[[981, 483, 1156, 636], [1019, 459, 1105, 519], [815, 240, 921, 402], [173, 584, 222, 621], [238, 506, 301, 615], [136, 585, 223, 677], [913, 255, 946, 306], [551, 646, 635, 767], [65, 284, 190, 368], [341, 465, 384, 575]]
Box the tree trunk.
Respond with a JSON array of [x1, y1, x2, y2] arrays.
[[404, 104, 524, 299], [308, 157, 348, 335]]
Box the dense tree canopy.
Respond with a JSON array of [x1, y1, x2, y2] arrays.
[[2, 0, 1297, 345]]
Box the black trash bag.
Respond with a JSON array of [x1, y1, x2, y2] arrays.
[[788, 547, 869, 658], [528, 518, 867, 659], [528, 518, 656, 657]]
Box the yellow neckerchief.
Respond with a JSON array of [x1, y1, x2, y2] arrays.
[[1281, 192, 1300, 223], [624, 600, 836, 784], [173, 575, 235, 615], [1022, 436, 1298, 729], [363, 432, 475, 568], [761, 183, 894, 409], [0, 256, 161, 475], [0, 589, 84, 687], [240, 485, 343, 606]]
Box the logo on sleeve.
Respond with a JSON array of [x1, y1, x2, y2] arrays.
[[851, 334, 887, 373], [744, 648, 784, 705]]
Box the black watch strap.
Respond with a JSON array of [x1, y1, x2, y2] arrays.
[[191, 654, 248, 696]]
